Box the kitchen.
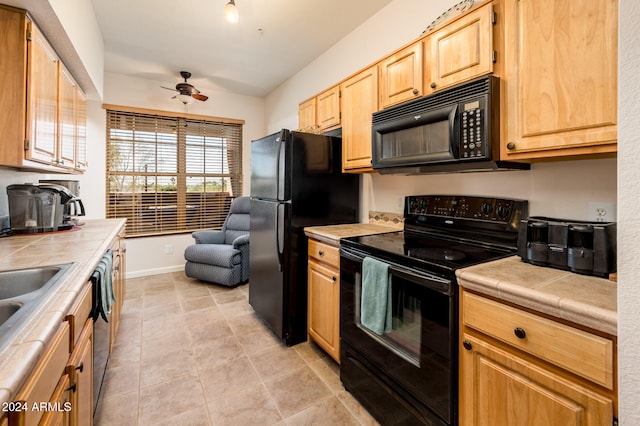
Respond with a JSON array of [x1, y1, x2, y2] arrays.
[[0, 0, 637, 424]]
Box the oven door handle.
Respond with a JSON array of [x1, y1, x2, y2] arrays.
[[387, 265, 452, 295], [340, 248, 452, 295]]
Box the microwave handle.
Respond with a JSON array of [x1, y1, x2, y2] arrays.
[[448, 104, 459, 159]]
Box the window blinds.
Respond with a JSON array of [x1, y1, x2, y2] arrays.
[[105, 108, 243, 237]]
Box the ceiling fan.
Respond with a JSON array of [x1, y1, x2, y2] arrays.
[[161, 71, 209, 104]]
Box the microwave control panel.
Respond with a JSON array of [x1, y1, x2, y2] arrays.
[[460, 100, 488, 159]]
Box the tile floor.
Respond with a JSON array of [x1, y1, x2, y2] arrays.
[[94, 271, 379, 425]]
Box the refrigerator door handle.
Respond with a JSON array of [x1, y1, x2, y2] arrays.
[[276, 203, 285, 272], [277, 131, 286, 201]]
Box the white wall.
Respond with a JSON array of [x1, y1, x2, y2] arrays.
[[101, 72, 265, 277], [617, 0, 640, 422]]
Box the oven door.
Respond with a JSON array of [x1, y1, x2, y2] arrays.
[[340, 247, 457, 425]]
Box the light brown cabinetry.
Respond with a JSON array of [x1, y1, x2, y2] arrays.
[[0, 5, 87, 173], [379, 42, 423, 108], [501, 0, 618, 160], [66, 320, 93, 426], [110, 228, 127, 352], [459, 289, 616, 426], [316, 86, 341, 131], [340, 66, 378, 172], [298, 85, 341, 133], [426, 2, 495, 94], [9, 323, 71, 426], [298, 97, 316, 132], [307, 239, 341, 362]]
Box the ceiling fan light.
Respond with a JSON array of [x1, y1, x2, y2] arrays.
[[177, 93, 194, 104], [224, 0, 239, 23]]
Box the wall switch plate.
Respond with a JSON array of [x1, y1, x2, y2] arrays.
[[164, 244, 174, 255], [587, 202, 616, 222]]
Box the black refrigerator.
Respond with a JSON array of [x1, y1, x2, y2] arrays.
[[249, 129, 359, 346]]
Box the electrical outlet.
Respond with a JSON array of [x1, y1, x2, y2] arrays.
[[587, 202, 616, 222], [164, 244, 173, 255]]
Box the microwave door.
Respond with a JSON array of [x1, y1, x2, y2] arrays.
[[372, 104, 458, 169]]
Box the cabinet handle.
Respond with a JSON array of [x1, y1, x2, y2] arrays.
[[318, 250, 324, 256], [506, 142, 516, 150], [463, 340, 472, 351], [514, 327, 526, 339], [332, 276, 337, 282], [430, 82, 437, 89], [75, 362, 84, 373], [412, 89, 419, 95], [67, 382, 77, 393]]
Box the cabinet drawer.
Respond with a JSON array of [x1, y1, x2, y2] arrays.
[[66, 282, 92, 351], [308, 239, 340, 266], [462, 292, 614, 389]]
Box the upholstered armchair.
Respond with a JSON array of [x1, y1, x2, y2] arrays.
[[184, 196, 250, 286]]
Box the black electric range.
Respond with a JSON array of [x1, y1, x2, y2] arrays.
[[339, 195, 528, 426]]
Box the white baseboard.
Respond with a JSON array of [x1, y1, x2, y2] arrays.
[[126, 264, 186, 279]]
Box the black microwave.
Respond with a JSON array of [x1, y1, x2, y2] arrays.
[[371, 76, 528, 174]]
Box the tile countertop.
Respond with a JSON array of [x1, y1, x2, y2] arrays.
[[304, 223, 400, 245], [0, 218, 126, 407], [456, 256, 617, 336]]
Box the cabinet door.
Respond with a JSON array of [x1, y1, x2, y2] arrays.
[[75, 89, 88, 171], [26, 23, 59, 165], [459, 333, 614, 426], [316, 85, 340, 130], [67, 319, 93, 426], [39, 374, 72, 426], [502, 0, 617, 160], [308, 259, 340, 362], [340, 65, 378, 172], [379, 41, 423, 108], [58, 63, 77, 170], [298, 97, 316, 132], [427, 2, 494, 93]]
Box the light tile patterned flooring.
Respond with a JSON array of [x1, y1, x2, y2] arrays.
[[94, 271, 379, 425]]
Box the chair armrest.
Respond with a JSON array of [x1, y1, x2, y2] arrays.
[[192, 230, 225, 244], [232, 234, 250, 248]]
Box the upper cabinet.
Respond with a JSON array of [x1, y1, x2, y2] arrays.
[[298, 97, 316, 133], [426, 2, 495, 94], [340, 66, 378, 172], [297, 85, 341, 133], [317, 85, 341, 131], [379, 41, 423, 109], [0, 5, 87, 173], [501, 0, 618, 160]]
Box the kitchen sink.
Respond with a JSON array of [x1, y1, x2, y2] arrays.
[[0, 302, 23, 326], [0, 263, 76, 352], [0, 265, 63, 300]]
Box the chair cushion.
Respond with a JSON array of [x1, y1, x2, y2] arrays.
[[184, 244, 241, 268]]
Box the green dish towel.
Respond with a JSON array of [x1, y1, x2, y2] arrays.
[[360, 256, 392, 335]]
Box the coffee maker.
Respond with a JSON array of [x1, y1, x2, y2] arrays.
[[39, 179, 85, 225], [7, 183, 76, 233], [517, 216, 616, 278]]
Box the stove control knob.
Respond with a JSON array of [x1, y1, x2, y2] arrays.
[[480, 202, 493, 216], [496, 204, 511, 219]]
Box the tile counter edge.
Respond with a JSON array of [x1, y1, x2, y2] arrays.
[[456, 256, 617, 336], [0, 219, 126, 407]]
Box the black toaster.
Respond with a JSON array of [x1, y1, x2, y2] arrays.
[[517, 217, 616, 278]]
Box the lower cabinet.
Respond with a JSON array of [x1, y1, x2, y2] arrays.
[[66, 319, 93, 426], [307, 238, 341, 362], [459, 288, 617, 426], [9, 323, 71, 426]]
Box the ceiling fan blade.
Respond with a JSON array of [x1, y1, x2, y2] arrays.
[[193, 93, 208, 102], [161, 86, 178, 92]]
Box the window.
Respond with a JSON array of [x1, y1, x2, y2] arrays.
[[105, 106, 244, 237]]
